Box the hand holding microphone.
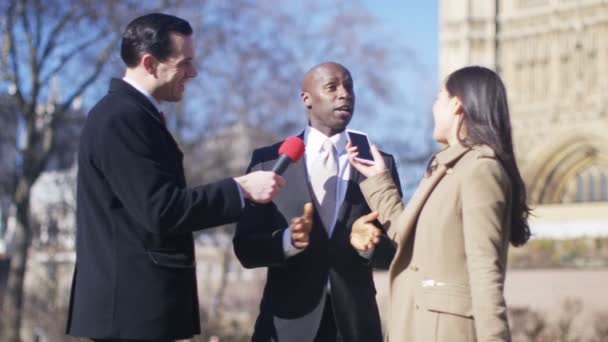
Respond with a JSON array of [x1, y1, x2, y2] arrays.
[[235, 137, 305, 204], [272, 136, 305, 174]]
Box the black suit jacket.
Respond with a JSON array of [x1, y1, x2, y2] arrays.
[[66, 79, 243, 340], [233, 137, 401, 342]]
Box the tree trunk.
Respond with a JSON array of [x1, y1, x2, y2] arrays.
[[1, 180, 32, 342]]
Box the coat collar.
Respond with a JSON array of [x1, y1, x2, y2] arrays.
[[109, 78, 165, 127], [434, 143, 472, 167], [108, 78, 182, 156]]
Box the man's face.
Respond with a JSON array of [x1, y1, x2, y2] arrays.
[[302, 64, 355, 137], [152, 33, 197, 102]]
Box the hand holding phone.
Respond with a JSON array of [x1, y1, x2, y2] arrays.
[[345, 129, 388, 178], [346, 129, 375, 165]]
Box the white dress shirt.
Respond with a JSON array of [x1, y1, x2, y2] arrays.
[[123, 76, 157, 106], [282, 126, 373, 259]]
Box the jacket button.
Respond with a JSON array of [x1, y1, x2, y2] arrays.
[[415, 304, 419, 310], [412, 266, 419, 272]]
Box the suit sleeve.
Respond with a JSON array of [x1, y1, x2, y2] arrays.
[[461, 157, 511, 341], [233, 149, 287, 269], [369, 154, 401, 269], [97, 110, 242, 236]]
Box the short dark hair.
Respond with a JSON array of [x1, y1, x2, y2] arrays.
[[121, 13, 193, 67], [446, 66, 531, 247]]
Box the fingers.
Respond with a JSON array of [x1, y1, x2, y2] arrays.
[[291, 205, 313, 249], [234, 171, 286, 204], [369, 228, 381, 245], [275, 174, 286, 187], [302, 202, 314, 220], [370, 145, 387, 171], [350, 212, 383, 251], [363, 211, 380, 223], [346, 144, 359, 161], [370, 144, 382, 161], [351, 227, 382, 251]]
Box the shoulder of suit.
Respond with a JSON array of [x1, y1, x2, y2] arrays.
[[251, 140, 283, 160]]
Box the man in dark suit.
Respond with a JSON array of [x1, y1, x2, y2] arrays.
[[66, 13, 284, 342], [233, 62, 401, 342]]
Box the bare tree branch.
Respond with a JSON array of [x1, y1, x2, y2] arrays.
[[39, 29, 111, 87], [3, 0, 27, 112], [33, 0, 42, 51], [59, 36, 119, 114]]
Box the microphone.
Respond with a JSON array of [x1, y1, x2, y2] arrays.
[[272, 136, 305, 175]]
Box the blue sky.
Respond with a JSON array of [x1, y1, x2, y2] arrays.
[[356, 0, 439, 123], [363, 1, 438, 68], [355, 1, 439, 193]]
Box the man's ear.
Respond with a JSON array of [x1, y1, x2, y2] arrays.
[[142, 54, 157, 77], [301, 92, 312, 109]]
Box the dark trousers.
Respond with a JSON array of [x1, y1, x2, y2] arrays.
[[314, 295, 343, 342]]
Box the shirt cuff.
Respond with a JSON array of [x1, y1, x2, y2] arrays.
[[282, 227, 306, 258], [234, 180, 245, 208], [358, 248, 375, 259]]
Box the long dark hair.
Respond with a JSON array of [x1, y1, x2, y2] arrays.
[[445, 66, 531, 247]]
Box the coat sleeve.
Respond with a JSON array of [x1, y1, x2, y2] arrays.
[[97, 109, 243, 236], [460, 157, 511, 342], [233, 149, 287, 269], [369, 154, 401, 269], [359, 168, 405, 243]]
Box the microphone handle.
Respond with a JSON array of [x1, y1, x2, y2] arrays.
[[272, 154, 292, 175]]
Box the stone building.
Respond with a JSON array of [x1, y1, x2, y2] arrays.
[[439, 0, 608, 237]]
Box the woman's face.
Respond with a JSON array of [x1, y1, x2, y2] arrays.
[[432, 87, 459, 144]]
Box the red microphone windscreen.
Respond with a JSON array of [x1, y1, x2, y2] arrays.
[[278, 137, 305, 162]]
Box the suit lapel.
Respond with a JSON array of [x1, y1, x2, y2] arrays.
[[287, 155, 313, 205], [334, 164, 361, 233]]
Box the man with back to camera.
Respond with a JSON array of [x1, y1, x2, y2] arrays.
[[233, 62, 402, 342], [65, 13, 284, 342]]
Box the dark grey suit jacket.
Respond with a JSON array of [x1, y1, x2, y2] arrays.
[[233, 137, 401, 342]]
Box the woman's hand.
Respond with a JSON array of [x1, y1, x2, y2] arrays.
[[350, 211, 381, 252], [346, 142, 387, 178]]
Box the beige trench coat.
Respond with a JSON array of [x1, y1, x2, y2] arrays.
[[360, 144, 512, 342]]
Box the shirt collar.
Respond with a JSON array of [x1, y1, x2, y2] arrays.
[[122, 76, 158, 108], [304, 126, 348, 156]]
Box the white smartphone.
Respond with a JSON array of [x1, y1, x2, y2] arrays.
[[346, 129, 375, 165]]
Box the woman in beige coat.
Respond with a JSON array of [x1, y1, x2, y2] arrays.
[[347, 66, 531, 342]]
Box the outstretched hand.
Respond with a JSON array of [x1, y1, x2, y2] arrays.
[[350, 211, 381, 251]]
